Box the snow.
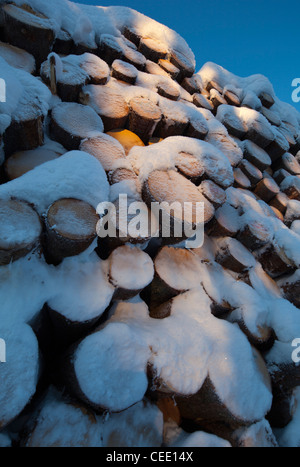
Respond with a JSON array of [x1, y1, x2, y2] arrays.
[[74, 292, 272, 421], [171, 429, 231, 448], [109, 245, 154, 291], [0, 41, 35, 74], [0, 323, 39, 428], [274, 387, 300, 447], [0, 57, 51, 133], [51, 102, 104, 138], [25, 387, 163, 447], [0, 200, 41, 250], [0, 151, 109, 214], [128, 136, 234, 187]]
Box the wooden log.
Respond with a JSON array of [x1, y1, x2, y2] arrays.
[[184, 116, 208, 140], [99, 34, 123, 65], [122, 26, 141, 47], [181, 76, 200, 95], [254, 244, 295, 278], [273, 169, 290, 185], [157, 81, 180, 101], [254, 177, 280, 202], [206, 133, 243, 168], [281, 177, 300, 201], [2, 3, 55, 66], [142, 170, 214, 244], [274, 152, 300, 176], [155, 99, 189, 138], [269, 192, 289, 214], [259, 92, 275, 109], [279, 272, 300, 308], [106, 129, 145, 155], [246, 119, 275, 149], [52, 29, 73, 55], [141, 246, 202, 310], [79, 85, 129, 132], [80, 134, 126, 173], [261, 106, 282, 127], [0, 41, 35, 74], [4, 146, 64, 181], [50, 102, 104, 151], [233, 168, 251, 190], [217, 106, 247, 139], [215, 237, 256, 273], [0, 323, 39, 430], [205, 80, 223, 95], [111, 59, 138, 84], [243, 140, 272, 171], [210, 89, 227, 113], [158, 59, 180, 80], [128, 97, 162, 144], [270, 206, 284, 222], [266, 128, 290, 162], [199, 180, 226, 208], [169, 50, 195, 81], [108, 167, 140, 187], [44, 198, 99, 265], [237, 220, 272, 251], [138, 37, 168, 63], [175, 152, 205, 185], [0, 199, 42, 265], [284, 200, 300, 227], [224, 90, 241, 107], [122, 46, 146, 71], [145, 60, 170, 77], [193, 93, 214, 112], [108, 245, 154, 301], [3, 114, 44, 157], [205, 203, 240, 238], [238, 159, 263, 187]]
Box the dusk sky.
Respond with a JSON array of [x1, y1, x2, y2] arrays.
[[76, 0, 300, 111]]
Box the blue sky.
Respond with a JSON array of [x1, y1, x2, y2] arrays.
[[76, 0, 299, 110]]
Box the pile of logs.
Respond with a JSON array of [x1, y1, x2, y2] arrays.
[[0, 0, 299, 448]]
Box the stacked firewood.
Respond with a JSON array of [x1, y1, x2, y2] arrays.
[[0, 1, 299, 448]]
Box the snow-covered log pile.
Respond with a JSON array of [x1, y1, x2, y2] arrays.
[[0, 0, 299, 448]]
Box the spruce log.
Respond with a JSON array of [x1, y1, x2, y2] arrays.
[[274, 152, 300, 176], [142, 169, 214, 243], [138, 37, 168, 63], [122, 46, 146, 71], [205, 203, 240, 238], [243, 140, 272, 171], [199, 180, 226, 208], [261, 106, 282, 127], [44, 198, 99, 265], [80, 84, 129, 132], [0, 199, 42, 265], [2, 3, 55, 66], [259, 92, 275, 109], [269, 192, 289, 214], [99, 34, 123, 65], [0, 41, 35, 74], [224, 90, 241, 107], [50, 102, 104, 151], [4, 147, 64, 181], [237, 220, 272, 251], [155, 99, 189, 138], [254, 244, 295, 278], [122, 26, 141, 47], [157, 81, 180, 101], [169, 50, 195, 81], [210, 89, 227, 113], [215, 237, 256, 273], [106, 129, 145, 155], [238, 159, 263, 187], [80, 134, 126, 173], [108, 245, 154, 301], [279, 272, 300, 308], [273, 169, 290, 185], [175, 152, 205, 185], [233, 168, 251, 190], [141, 246, 202, 310], [284, 200, 300, 227], [145, 60, 170, 77], [266, 128, 290, 162], [184, 116, 208, 140], [111, 59, 138, 85], [193, 93, 214, 112], [3, 115, 44, 157], [158, 59, 180, 80], [254, 178, 280, 202], [128, 97, 162, 144], [181, 76, 200, 95]]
